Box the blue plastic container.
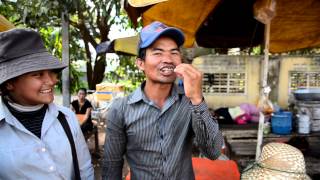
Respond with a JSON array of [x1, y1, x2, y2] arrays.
[[271, 111, 292, 135]]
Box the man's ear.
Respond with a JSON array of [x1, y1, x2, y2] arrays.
[[135, 58, 145, 71]]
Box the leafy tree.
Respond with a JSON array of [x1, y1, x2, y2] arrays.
[[39, 27, 85, 93], [0, 0, 125, 90], [105, 55, 145, 93]]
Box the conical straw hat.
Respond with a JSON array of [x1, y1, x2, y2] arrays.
[[242, 143, 310, 180]]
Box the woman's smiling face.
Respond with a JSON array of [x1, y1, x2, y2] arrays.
[[6, 70, 58, 106]]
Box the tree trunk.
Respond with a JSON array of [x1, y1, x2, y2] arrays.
[[87, 56, 106, 90]]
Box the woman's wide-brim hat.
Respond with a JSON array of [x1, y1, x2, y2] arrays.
[[0, 28, 67, 85], [241, 142, 310, 180]]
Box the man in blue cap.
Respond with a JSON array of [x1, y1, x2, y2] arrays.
[[103, 21, 223, 180]]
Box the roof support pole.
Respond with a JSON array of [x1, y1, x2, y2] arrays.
[[256, 22, 271, 160], [62, 10, 70, 107]]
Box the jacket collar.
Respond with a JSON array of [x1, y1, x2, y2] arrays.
[[0, 97, 59, 130]]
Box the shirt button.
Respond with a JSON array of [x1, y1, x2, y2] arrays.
[[41, 148, 46, 152], [49, 166, 55, 172]]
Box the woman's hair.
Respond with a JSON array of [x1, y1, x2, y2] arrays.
[[0, 80, 13, 96], [78, 88, 87, 95], [0, 84, 6, 96]]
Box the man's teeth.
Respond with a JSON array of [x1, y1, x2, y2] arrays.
[[161, 67, 174, 72], [40, 89, 52, 93]]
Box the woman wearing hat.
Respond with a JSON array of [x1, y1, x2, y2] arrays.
[[0, 29, 94, 179]]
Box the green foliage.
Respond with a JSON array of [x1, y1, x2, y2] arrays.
[[1, 0, 62, 28], [36, 27, 85, 93], [251, 46, 262, 55], [69, 65, 86, 92], [39, 28, 62, 58], [1, 0, 139, 92], [0, 0, 125, 90], [285, 47, 320, 55], [54, 64, 85, 94], [105, 55, 145, 93]]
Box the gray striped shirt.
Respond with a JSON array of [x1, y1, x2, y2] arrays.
[[103, 83, 223, 180]]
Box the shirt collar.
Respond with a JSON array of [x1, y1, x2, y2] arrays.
[[47, 102, 59, 117], [127, 81, 185, 104]]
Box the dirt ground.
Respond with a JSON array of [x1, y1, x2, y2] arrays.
[[86, 123, 106, 180]]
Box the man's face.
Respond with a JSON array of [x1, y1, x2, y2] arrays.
[[137, 36, 182, 84], [6, 70, 58, 106]]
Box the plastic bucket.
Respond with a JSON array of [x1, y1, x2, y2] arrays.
[[271, 111, 292, 135]]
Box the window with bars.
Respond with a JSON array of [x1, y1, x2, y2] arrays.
[[290, 71, 320, 92], [203, 72, 246, 94]]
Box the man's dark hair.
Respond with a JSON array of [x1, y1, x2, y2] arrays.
[[138, 48, 147, 60]]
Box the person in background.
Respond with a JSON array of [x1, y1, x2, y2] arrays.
[[102, 21, 223, 180], [71, 88, 93, 135], [0, 28, 94, 179], [214, 103, 260, 125]]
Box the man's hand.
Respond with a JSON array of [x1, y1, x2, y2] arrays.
[[174, 63, 203, 105]]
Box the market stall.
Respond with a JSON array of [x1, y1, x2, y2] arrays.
[[121, 0, 320, 160]]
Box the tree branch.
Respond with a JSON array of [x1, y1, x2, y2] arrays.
[[73, 2, 98, 48]]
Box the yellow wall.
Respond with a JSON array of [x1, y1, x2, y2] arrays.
[[193, 55, 320, 109], [278, 56, 320, 107], [193, 55, 261, 109]]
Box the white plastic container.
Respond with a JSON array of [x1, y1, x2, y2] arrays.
[[312, 107, 320, 119], [298, 114, 310, 134], [311, 119, 320, 132], [296, 101, 320, 132]]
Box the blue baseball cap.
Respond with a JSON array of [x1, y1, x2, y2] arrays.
[[139, 21, 185, 49]]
